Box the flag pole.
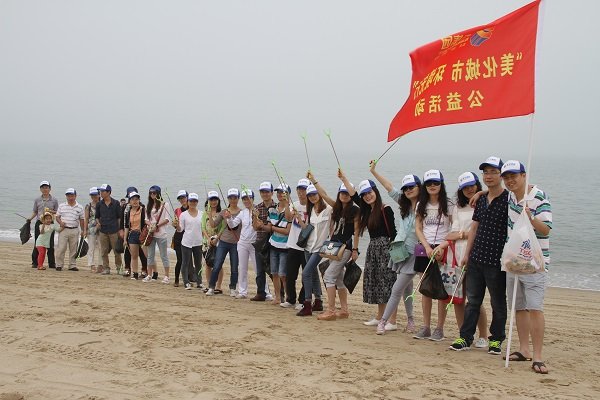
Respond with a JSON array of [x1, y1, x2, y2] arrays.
[[505, 113, 536, 369]]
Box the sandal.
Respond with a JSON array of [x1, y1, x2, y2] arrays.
[[532, 361, 548, 374], [214, 289, 223, 295], [503, 351, 532, 362]]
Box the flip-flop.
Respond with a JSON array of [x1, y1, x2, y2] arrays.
[[214, 289, 223, 294], [532, 361, 549, 374], [503, 351, 532, 361]]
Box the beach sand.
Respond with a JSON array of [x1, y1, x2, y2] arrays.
[[0, 241, 598, 400]]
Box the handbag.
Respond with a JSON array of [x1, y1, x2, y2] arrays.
[[319, 240, 346, 261], [140, 204, 165, 246], [203, 246, 216, 268], [296, 224, 314, 248], [382, 205, 409, 263], [440, 241, 464, 304], [418, 261, 449, 300], [343, 260, 362, 294]]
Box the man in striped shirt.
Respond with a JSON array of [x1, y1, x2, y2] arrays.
[[501, 160, 552, 374], [55, 188, 85, 271]]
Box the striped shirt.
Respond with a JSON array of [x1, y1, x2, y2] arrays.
[[507, 186, 552, 269], [56, 202, 84, 228], [268, 205, 289, 249]]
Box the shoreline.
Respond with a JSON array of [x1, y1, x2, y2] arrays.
[[1, 241, 599, 399]]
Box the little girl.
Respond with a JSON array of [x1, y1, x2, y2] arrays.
[[35, 212, 62, 270]]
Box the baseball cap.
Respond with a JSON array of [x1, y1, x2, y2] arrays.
[[501, 160, 526, 176], [241, 189, 254, 198], [306, 184, 318, 195], [188, 193, 199, 201], [297, 178, 310, 189], [65, 188, 77, 195], [400, 175, 421, 190], [358, 179, 376, 195], [89, 187, 99, 195], [207, 190, 219, 200], [259, 182, 273, 192], [99, 184, 112, 192], [227, 188, 240, 198], [128, 191, 140, 199], [275, 183, 291, 194], [176, 190, 188, 199], [39, 180, 50, 188], [338, 183, 354, 193], [126, 186, 138, 196], [458, 172, 479, 189], [479, 156, 503, 171], [423, 169, 444, 183], [149, 185, 161, 193]]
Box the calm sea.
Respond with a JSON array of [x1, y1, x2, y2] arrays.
[[1, 144, 597, 291]]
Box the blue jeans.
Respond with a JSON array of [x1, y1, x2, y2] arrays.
[[460, 260, 507, 344], [303, 252, 323, 302], [210, 240, 239, 289], [270, 248, 287, 276]]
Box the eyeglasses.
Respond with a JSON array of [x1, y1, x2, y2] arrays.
[[425, 181, 441, 187]]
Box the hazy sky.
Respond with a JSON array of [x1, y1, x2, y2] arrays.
[[0, 0, 597, 157]]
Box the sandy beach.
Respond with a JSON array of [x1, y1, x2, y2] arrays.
[[0, 241, 598, 400]]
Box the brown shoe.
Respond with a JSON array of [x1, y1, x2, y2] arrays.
[[317, 310, 337, 321], [250, 294, 266, 301], [312, 299, 323, 312], [296, 301, 312, 317], [335, 310, 350, 319]]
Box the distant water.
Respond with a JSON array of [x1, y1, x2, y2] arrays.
[[1, 144, 597, 291]]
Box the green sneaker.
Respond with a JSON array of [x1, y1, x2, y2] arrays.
[[449, 337, 470, 351], [488, 339, 502, 355]]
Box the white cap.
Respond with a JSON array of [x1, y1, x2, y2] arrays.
[[227, 188, 240, 198], [479, 156, 503, 171], [176, 190, 188, 199], [297, 178, 310, 189], [99, 183, 111, 192], [128, 191, 140, 199], [259, 181, 273, 192], [501, 160, 526, 176], [306, 184, 318, 195], [39, 180, 50, 187], [241, 189, 254, 198], [65, 188, 77, 195], [89, 187, 99, 195], [275, 183, 291, 194], [188, 193, 199, 201], [458, 172, 479, 189], [424, 169, 443, 183], [400, 175, 421, 190], [358, 180, 375, 195], [338, 183, 354, 193], [207, 190, 219, 199]]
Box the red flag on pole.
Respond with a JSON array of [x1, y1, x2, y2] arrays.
[[388, 0, 541, 141]]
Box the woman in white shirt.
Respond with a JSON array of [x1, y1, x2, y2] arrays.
[[295, 184, 331, 316], [177, 193, 203, 290], [230, 189, 257, 299], [143, 185, 171, 283]]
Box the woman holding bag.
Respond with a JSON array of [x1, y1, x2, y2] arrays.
[[142, 185, 171, 283], [414, 170, 454, 341], [295, 183, 330, 316], [307, 171, 360, 321], [338, 170, 397, 327], [369, 162, 420, 334], [124, 191, 146, 280]]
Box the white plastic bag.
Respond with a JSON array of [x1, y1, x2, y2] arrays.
[[501, 208, 544, 274]]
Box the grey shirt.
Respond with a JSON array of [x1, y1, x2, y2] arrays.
[[33, 195, 59, 219]]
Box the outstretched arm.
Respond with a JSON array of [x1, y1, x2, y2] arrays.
[[307, 171, 335, 207], [369, 160, 393, 193]]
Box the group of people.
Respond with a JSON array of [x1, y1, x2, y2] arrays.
[[28, 155, 552, 374]]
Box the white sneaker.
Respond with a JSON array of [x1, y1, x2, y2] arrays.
[[142, 275, 152, 283], [385, 322, 398, 331], [235, 294, 247, 299], [229, 289, 237, 297], [185, 283, 192, 290], [474, 337, 489, 348], [363, 318, 380, 326], [265, 294, 274, 301], [162, 276, 170, 284], [280, 302, 294, 308], [376, 320, 387, 335], [206, 288, 215, 296], [294, 303, 304, 310]]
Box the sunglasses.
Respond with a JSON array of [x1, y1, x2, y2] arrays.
[[425, 181, 441, 187], [402, 186, 416, 192]]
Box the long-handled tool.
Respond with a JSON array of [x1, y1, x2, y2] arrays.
[[405, 249, 439, 302]]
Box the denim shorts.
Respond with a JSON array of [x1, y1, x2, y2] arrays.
[[128, 231, 141, 245], [270, 247, 287, 276]]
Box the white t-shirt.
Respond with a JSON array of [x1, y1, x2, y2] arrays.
[[306, 204, 332, 254], [148, 203, 171, 239], [232, 208, 257, 244], [449, 205, 474, 262], [180, 210, 204, 248], [286, 201, 308, 251], [421, 200, 454, 245]]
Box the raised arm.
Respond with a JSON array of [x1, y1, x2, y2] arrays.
[[307, 171, 336, 207], [337, 168, 356, 197], [369, 160, 393, 193]]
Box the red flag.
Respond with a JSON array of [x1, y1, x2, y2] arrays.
[[388, 0, 541, 141]]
